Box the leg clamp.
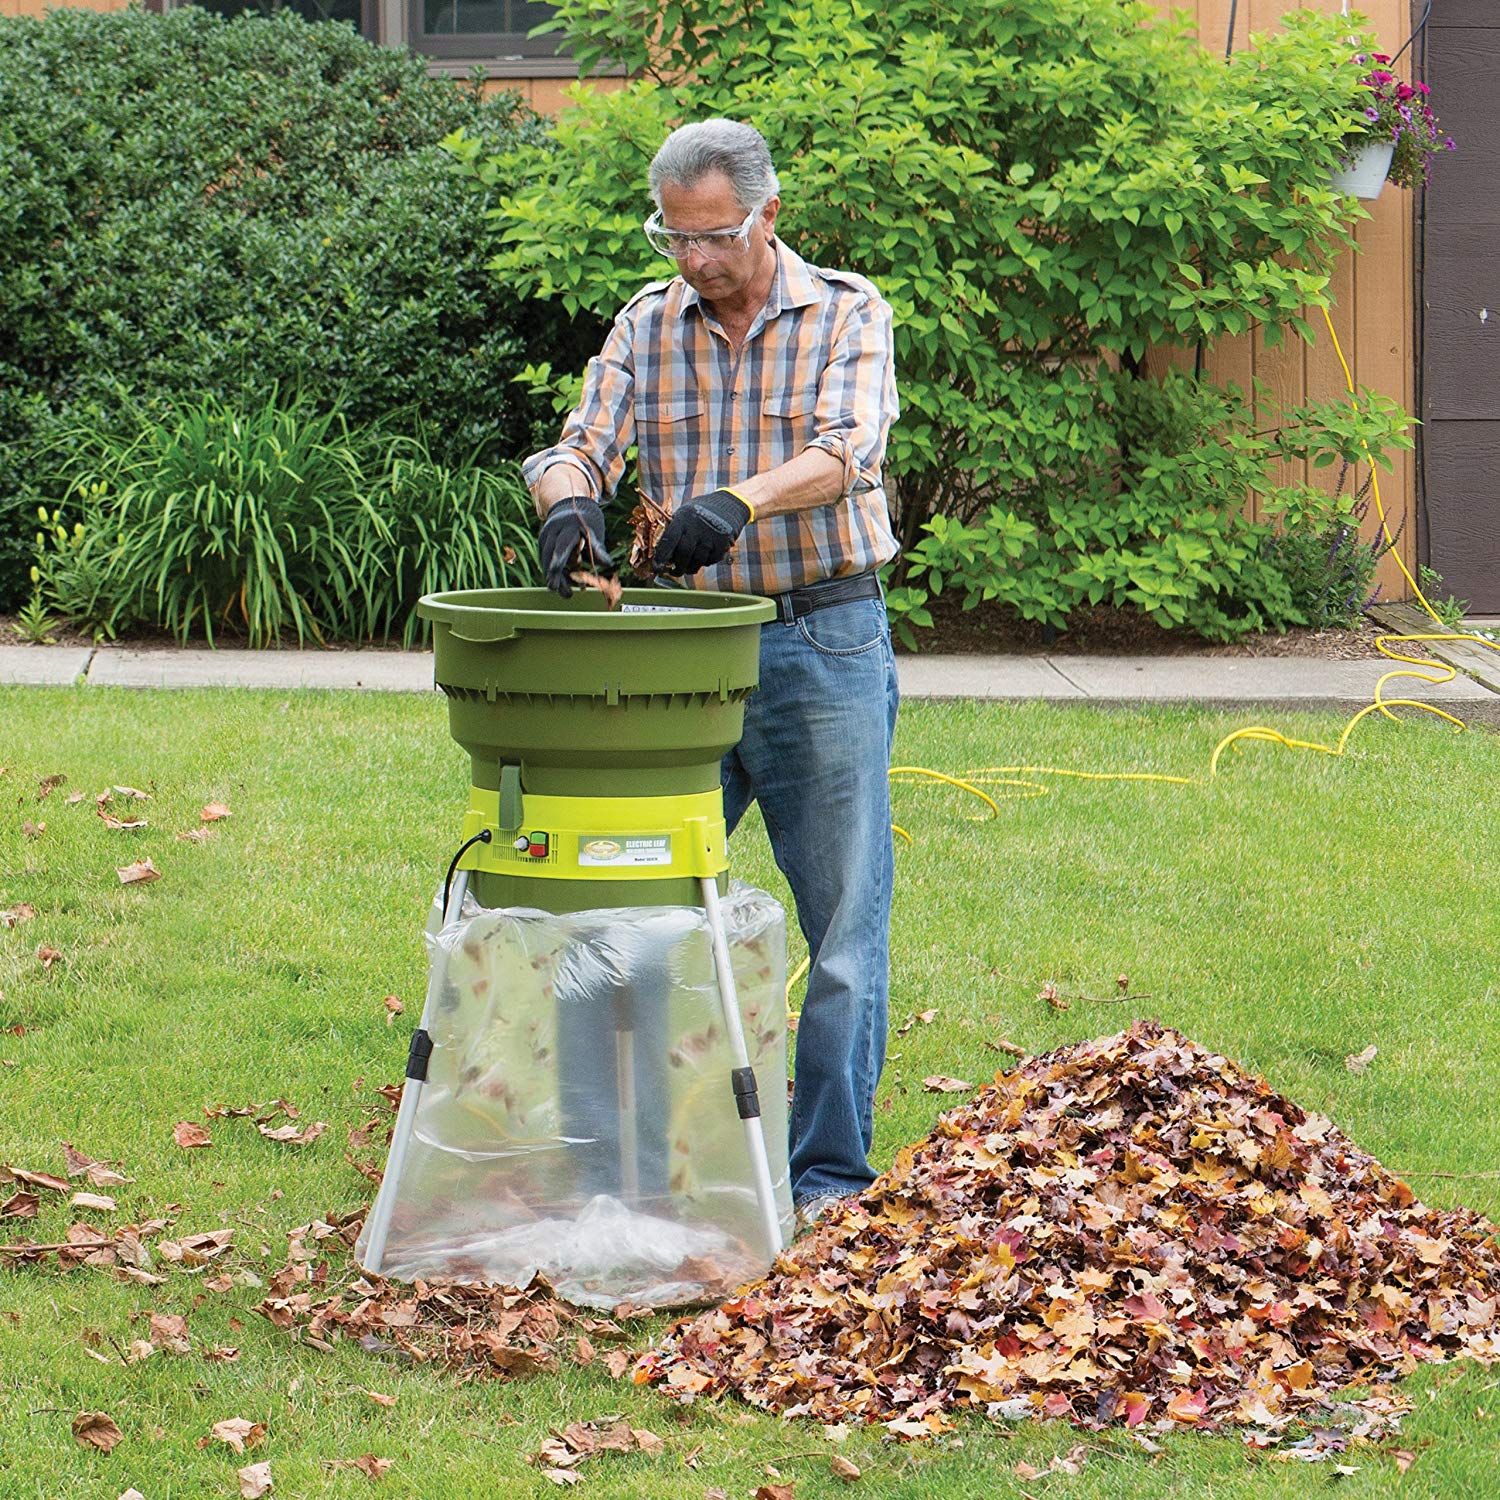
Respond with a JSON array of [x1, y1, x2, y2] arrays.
[[731, 1065, 761, 1120], [405, 1028, 434, 1082]]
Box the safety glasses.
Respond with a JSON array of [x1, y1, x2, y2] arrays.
[[643, 202, 764, 261]]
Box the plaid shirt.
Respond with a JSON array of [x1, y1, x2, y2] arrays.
[[521, 239, 900, 596]]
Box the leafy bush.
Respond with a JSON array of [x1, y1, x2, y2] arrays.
[[0, 5, 602, 610], [34, 391, 540, 647], [458, 0, 1415, 640]]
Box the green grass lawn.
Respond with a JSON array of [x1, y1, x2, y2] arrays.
[[2, 687, 1498, 1499]]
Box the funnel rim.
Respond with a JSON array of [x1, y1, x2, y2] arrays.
[[418, 586, 776, 631]]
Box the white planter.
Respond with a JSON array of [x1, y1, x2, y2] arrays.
[[1328, 140, 1395, 199]]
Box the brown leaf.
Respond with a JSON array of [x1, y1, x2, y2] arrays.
[[36, 945, 63, 970], [176, 826, 213, 844], [1038, 980, 1068, 1010], [97, 803, 148, 831], [212, 1417, 267, 1454], [36, 773, 67, 800], [829, 1453, 862, 1481], [69, 1191, 117, 1212], [1392, 1450, 1417, 1473], [0, 902, 35, 929], [204, 1346, 241, 1363], [1346, 1044, 1378, 1075], [755, 1486, 795, 1500], [359, 1389, 396, 1407], [201, 802, 232, 823], [603, 1347, 633, 1379], [116, 859, 161, 886], [21, 820, 45, 839], [382, 995, 403, 1025], [256, 1119, 327, 1147], [331, 1455, 393, 1481], [573, 1334, 595, 1366], [921, 1075, 972, 1094], [0, 1192, 39, 1219], [10, 1166, 68, 1193], [173, 1121, 212, 1149], [149, 1312, 191, 1354], [71, 1411, 124, 1453], [238, 1460, 273, 1497], [112, 786, 150, 801]]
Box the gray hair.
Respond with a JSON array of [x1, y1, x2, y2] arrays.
[[648, 119, 780, 214]]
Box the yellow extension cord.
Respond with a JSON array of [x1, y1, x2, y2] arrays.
[[784, 306, 1499, 1011]]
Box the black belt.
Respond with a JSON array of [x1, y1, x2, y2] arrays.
[[768, 571, 882, 625]]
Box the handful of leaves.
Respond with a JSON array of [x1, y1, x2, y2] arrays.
[[640, 1020, 1500, 1450]]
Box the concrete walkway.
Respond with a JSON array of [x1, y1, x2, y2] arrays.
[[4, 642, 1499, 720]]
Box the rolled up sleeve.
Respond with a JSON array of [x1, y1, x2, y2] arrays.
[[521, 312, 637, 515], [802, 292, 899, 497]]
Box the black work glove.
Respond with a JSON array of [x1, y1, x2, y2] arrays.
[[538, 496, 615, 598], [652, 488, 753, 578]]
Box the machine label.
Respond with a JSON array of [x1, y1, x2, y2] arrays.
[[619, 604, 696, 614], [577, 835, 672, 867]]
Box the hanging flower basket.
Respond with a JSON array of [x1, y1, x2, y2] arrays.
[[1333, 53, 1455, 198], [1328, 139, 1394, 199]]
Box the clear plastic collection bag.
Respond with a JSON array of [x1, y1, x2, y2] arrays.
[[356, 884, 792, 1309]]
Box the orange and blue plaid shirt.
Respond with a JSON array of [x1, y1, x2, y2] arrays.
[[521, 239, 900, 596]]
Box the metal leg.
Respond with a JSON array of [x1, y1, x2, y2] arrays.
[[614, 986, 639, 1204], [700, 877, 784, 1258], [361, 870, 469, 1275]]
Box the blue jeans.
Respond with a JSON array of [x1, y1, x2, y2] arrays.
[[721, 595, 899, 1207]]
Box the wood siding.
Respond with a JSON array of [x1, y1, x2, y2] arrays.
[[1145, 0, 1418, 601]]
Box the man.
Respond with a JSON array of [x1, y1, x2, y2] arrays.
[[521, 118, 900, 1230]]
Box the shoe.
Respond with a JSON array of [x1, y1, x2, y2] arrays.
[[793, 1192, 846, 1235]]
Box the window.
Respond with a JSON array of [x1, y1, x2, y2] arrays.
[[411, 0, 560, 64]]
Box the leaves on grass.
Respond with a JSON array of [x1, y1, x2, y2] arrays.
[[921, 1076, 972, 1094], [829, 1453, 862, 1481], [69, 1191, 117, 1212], [640, 1020, 1500, 1456], [36, 773, 67, 800], [148, 1311, 192, 1354], [383, 995, 403, 1025], [201, 802, 232, 823], [257, 1119, 328, 1147], [35, 945, 63, 970], [21, 820, 45, 839], [0, 902, 34, 928], [531, 1417, 666, 1482], [173, 1121, 212, 1149], [7, 1166, 68, 1193], [329, 1454, 393, 1480], [1346, 1045, 1378, 1075], [117, 859, 161, 886], [62, 1143, 132, 1189], [238, 1460, 273, 1497], [256, 1210, 641, 1384], [1, 1192, 39, 1219], [210, 1418, 267, 1454], [71, 1410, 124, 1453]]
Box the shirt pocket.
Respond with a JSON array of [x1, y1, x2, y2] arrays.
[[761, 386, 820, 461], [633, 396, 705, 495]]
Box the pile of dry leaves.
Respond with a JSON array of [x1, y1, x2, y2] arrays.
[[639, 1019, 1500, 1449], [255, 1210, 643, 1383]]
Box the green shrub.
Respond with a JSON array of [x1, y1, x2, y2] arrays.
[[457, 0, 1415, 640], [0, 4, 602, 610], [34, 390, 540, 646]]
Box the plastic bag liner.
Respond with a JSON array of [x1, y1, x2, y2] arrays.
[[355, 883, 792, 1309]]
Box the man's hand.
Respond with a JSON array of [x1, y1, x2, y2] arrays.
[[538, 496, 615, 598], [653, 488, 753, 577]]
